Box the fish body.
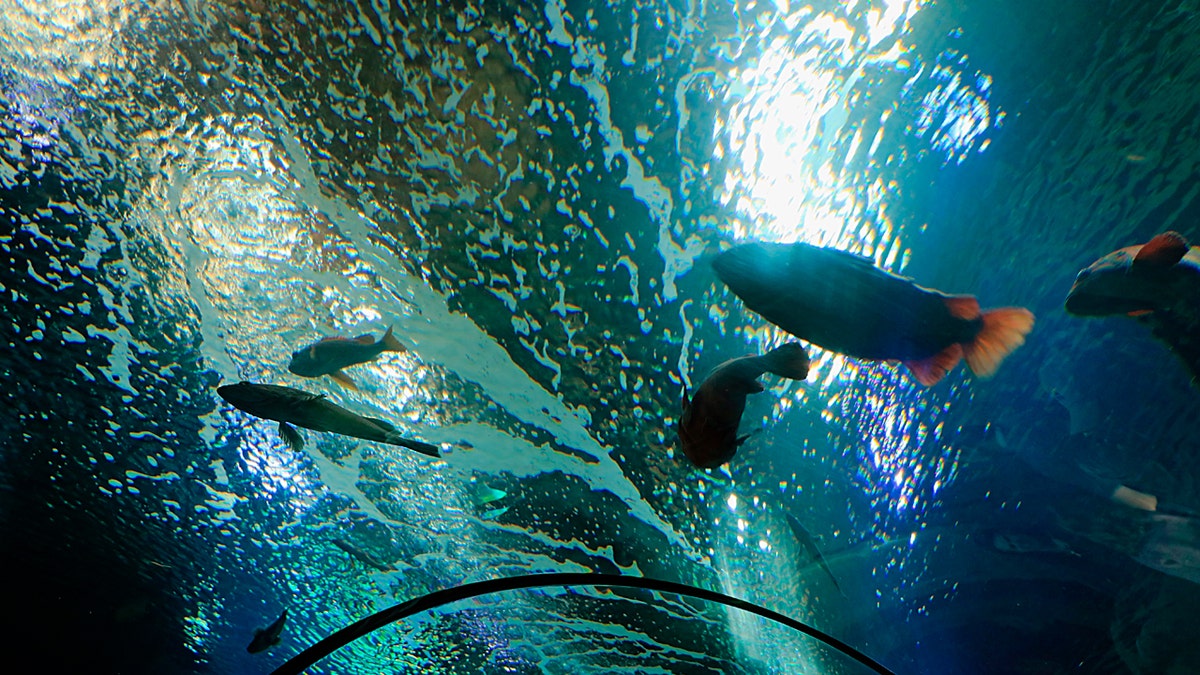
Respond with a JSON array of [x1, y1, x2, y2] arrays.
[[713, 241, 1034, 386], [986, 530, 1078, 557], [785, 513, 846, 597], [247, 609, 287, 653], [288, 326, 407, 389], [1065, 231, 1200, 381], [679, 342, 810, 468], [331, 538, 397, 572], [217, 382, 440, 457]]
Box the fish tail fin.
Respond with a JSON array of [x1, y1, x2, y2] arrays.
[[381, 326, 407, 353], [904, 343, 964, 386], [370, 417, 441, 457], [963, 307, 1035, 379], [759, 342, 811, 381], [390, 436, 442, 458]]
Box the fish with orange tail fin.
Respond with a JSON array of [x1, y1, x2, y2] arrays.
[[679, 342, 810, 468], [288, 326, 408, 390], [712, 241, 1034, 386], [1066, 231, 1200, 382]]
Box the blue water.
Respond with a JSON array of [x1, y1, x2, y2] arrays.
[[4, 0, 1200, 673]]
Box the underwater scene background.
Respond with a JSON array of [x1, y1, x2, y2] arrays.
[[4, 0, 1200, 672]]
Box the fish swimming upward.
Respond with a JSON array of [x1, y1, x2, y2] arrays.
[[217, 382, 440, 458], [1065, 231, 1200, 382], [712, 241, 1035, 386], [784, 512, 846, 597], [247, 608, 288, 653], [331, 538, 398, 572], [679, 342, 810, 468], [288, 326, 408, 390]]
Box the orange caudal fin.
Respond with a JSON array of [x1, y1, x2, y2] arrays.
[[1134, 231, 1190, 269], [380, 326, 407, 352], [963, 307, 1035, 379], [904, 343, 964, 387]]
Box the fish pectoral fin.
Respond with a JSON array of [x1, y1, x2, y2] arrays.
[[328, 371, 359, 390], [735, 433, 752, 447], [741, 379, 766, 394], [278, 423, 305, 452]]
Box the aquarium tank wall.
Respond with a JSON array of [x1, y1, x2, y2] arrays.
[[4, 0, 1200, 673]]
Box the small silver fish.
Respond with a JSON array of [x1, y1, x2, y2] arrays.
[[331, 538, 397, 572]]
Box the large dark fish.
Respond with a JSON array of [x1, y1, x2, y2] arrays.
[[679, 342, 810, 468], [784, 513, 846, 598], [288, 326, 407, 390], [217, 382, 440, 458], [247, 608, 287, 653], [1065, 231, 1200, 382], [713, 241, 1035, 386]]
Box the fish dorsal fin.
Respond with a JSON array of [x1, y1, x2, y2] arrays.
[[825, 247, 878, 269], [942, 295, 981, 320], [365, 416, 397, 433], [1134, 231, 1189, 269], [353, 333, 375, 344]]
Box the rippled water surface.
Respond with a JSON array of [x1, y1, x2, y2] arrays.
[[5, 0, 1200, 673]]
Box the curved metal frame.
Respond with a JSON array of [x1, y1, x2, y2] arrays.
[[270, 572, 895, 675]]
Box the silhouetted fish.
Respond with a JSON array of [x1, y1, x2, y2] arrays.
[[331, 538, 397, 572], [679, 343, 810, 468], [984, 530, 1079, 557], [217, 381, 440, 457], [247, 608, 287, 653], [713, 241, 1035, 386], [288, 326, 408, 390], [1065, 231, 1200, 382], [784, 512, 846, 597]]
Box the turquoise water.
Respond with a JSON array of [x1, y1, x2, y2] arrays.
[[4, 0, 1200, 673]]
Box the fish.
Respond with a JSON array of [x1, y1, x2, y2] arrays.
[[679, 342, 810, 468], [288, 326, 408, 390], [246, 608, 287, 653], [217, 381, 440, 458], [470, 483, 507, 507], [986, 530, 1079, 557], [784, 513, 846, 597], [331, 538, 398, 572], [712, 241, 1035, 386], [1065, 231, 1200, 382]]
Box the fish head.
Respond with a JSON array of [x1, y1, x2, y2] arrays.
[[1065, 246, 1162, 316], [217, 382, 263, 410], [677, 403, 740, 469], [218, 382, 314, 418], [712, 242, 792, 300], [287, 346, 322, 376]]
